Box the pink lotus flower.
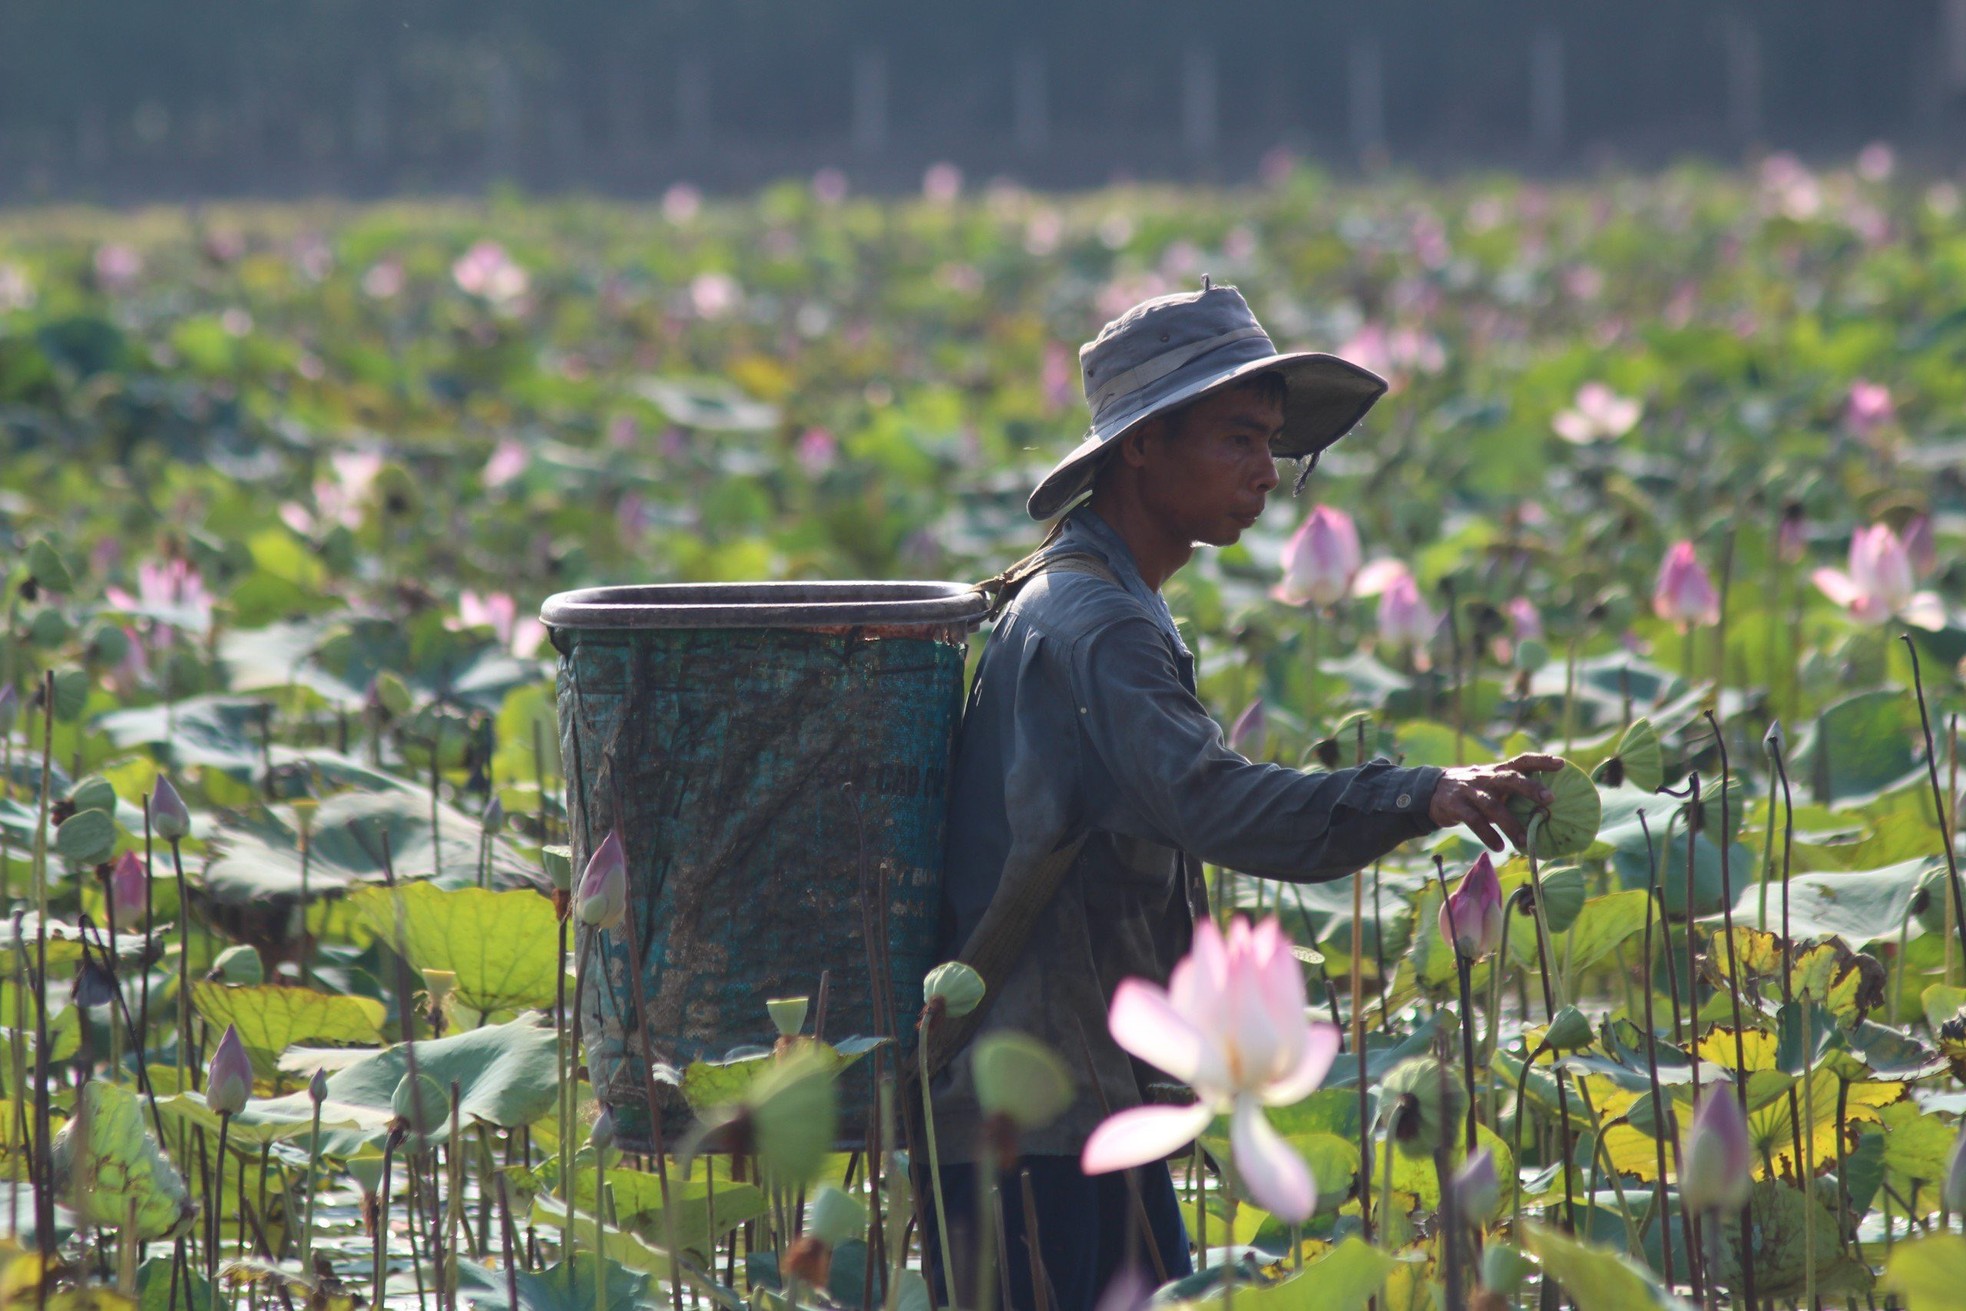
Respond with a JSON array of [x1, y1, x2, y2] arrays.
[[1507, 596, 1543, 641], [361, 258, 405, 299], [796, 428, 839, 478], [207, 1023, 253, 1116], [689, 272, 741, 319], [483, 437, 528, 489], [1652, 541, 1720, 630], [106, 557, 213, 639], [1811, 523, 1945, 629], [1373, 565, 1441, 663], [1679, 1083, 1751, 1214], [922, 162, 963, 203], [1438, 851, 1504, 959], [454, 590, 546, 658], [662, 184, 703, 224], [1082, 915, 1337, 1223], [284, 449, 385, 536], [1228, 699, 1267, 759], [1272, 506, 1361, 608], [451, 241, 528, 305], [1844, 380, 1894, 437], [107, 851, 148, 930], [1552, 384, 1641, 444], [93, 243, 143, 293]]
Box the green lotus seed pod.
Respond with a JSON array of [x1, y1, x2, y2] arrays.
[[1513, 637, 1550, 672], [972, 1032, 1074, 1133], [1379, 1056, 1466, 1159], [373, 671, 413, 718], [422, 968, 458, 1008], [392, 1071, 449, 1138], [212, 944, 264, 986], [804, 1184, 867, 1247], [923, 961, 986, 1019], [766, 996, 810, 1038], [1612, 718, 1664, 792], [1544, 1005, 1593, 1051], [1535, 866, 1588, 935], [29, 608, 70, 648]]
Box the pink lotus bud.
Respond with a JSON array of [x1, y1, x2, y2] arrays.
[[1844, 379, 1894, 437], [1376, 568, 1440, 651], [1651, 541, 1720, 630], [1505, 597, 1542, 641], [207, 1023, 253, 1116], [308, 1067, 330, 1105], [1679, 1083, 1752, 1214], [107, 852, 148, 930], [1452, 1146, 1501, 1223], [1438, 851, 1504, 959], [151, 776, 191, 842], [577, 830, 628, 929], [1228, 699, 1267, 759], [1272, 506, 1362, 608]]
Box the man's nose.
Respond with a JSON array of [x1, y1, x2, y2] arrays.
[[1254, 455, 1281, 492]]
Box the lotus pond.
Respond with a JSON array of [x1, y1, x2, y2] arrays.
[[3, 152, 1966, 1309]]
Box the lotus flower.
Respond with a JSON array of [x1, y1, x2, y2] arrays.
[[577, 830, 628, 930], [1373, 565, 1441, 664], [1552, 383, 1641, 444], [151, 776, 191, 842], [483, 437, 528, 489], [1272, 506, 1362, 608], [106, 557, 213, 638], [1844, 379, 1894, 437], [106, 851, 148, 930], [1505, 597, 1543, 641], [796, 428, 838, 478], [207, 1024, 253, 1116], [1082, 915, 1337, 1223], [454, 589, 547, 658], [1678, 1083, 1752, 1213], [1811, 523, 1944, 629], [1452, 1146, 1501, 1223], [1438, 851, 1504, 959], [1228, 698, 1268, 759], [1652, 541, 1720, 630], [452, 240, 528, 305]]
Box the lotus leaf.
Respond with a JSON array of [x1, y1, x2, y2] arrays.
[[678, 1036, 882, 1113], [189, 982, 385, 1077], [345, 881, 558, 1016], [1519, 1221, 1688, 1311], [1881, 1234, 1966, 1311], [52, 1081, 195, 1242], [54, 809, 116, 866], [1702, 1180, 1873, 1299], [1510, 760, 1600, 859]]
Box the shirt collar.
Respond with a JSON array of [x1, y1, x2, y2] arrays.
[[1056, 505, 1188, 650]]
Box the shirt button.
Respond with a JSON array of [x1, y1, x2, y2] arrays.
[[1396, 793, 1411, 809]]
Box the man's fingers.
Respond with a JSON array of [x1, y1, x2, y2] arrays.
[[1503, 752, 1566, 774], [1472, 790, 1529, 849], [1445, 787, 1513, 852], [1487, 769, 1556, 805]]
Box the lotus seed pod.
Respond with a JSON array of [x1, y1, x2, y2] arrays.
[[766, 996, 809, 1038], [422, 968, 458, 1008], [803, 1183, 866, 1247], [206, 1024, 253, 1116], [1452, 1147, 1501, 1224], [1503, 761, 1601, 858], [922, 962, 986, 1019], [308, 1067, 330, 1105], [151, 776, 192, 842], [541, 845, 574, 892], [972, 1032, 1074, 1132], [71, 776, 118, 816], [392, 1071, 449, 1137], [212, 944, 264, 986], [1379, 1056, 1464, 1159], [1544, 1005, 1593, 1051]]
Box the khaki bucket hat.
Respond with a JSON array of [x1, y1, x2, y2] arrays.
[[1028, 279, 1388, 520]]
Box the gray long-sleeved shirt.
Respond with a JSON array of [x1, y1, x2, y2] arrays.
[[931, 504, 1447, 1160]]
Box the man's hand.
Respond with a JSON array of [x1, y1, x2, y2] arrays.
[[1426, 752, 1567, 853]]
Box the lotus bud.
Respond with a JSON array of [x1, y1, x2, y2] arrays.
[[1452, 1147, 1501, 1224], [1272, 505, 1362, 608], [1544, 1005, 1593, 1051], [481, 794, 505, 837], [923, 961, 986, 1019], [1763, 719, 1785, 757], [1228, 698, 1268, 759], [972, 1032, 1074, 1133], [1438, 851, 1504, 959], [576, 831, 628, 929], [803, 1184, 866, 1247], [422, 968, 458, 1010], [1946, 1122, 1966, 1216], [0, 684, 16, 734], [392, 1071, 449, 1138], [1679, 1083, 1752, 1214], [206, 1024, 253, 1116], [766, 996, 809, 1038], [1652, 540, 1720, 630], [107, 851, 148, 929], [1379, 1056, 1464, 1159], [308, 1067, 330, 1105], [212, 944, 264, 986], [151, 776, 191, 842]]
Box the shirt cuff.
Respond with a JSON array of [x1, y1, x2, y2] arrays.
[[1352, 759, 1446, 834]]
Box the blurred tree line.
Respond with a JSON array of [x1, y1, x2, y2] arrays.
[[1, 0, 1961, 199]]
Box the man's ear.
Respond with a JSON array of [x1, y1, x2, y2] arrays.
[[1117, 417, 1165, 470]]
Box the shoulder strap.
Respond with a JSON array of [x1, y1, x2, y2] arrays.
[[972, 544, 1122, 623]]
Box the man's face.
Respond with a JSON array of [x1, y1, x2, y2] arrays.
[[1130, 382, 1286, 547]]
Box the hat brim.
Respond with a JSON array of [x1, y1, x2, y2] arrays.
[[1026, 351, 1388, 520]]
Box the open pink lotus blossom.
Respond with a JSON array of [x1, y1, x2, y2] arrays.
[[1552, 383, 1641, 444], [452, 241, 528, 305], [455, 590, 546, 659], [107, 557, 213, 639], [1439, 850, 1504, 959], [1652, 541, 1720, 630], [1812, 523, 1945, 630], [1082, 915, 1337, 1223], [1844, 380, 1894, 437], [283, 449, 385, 535], [1373, 564, 1441, 663], [93, 244, 143, 293], [1272, 506, 1361, 608]]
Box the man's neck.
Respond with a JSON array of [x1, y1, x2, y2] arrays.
[[1082, 497, 1193, 592]]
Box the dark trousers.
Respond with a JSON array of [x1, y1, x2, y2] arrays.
[[922, 1155, 1192, 1311]]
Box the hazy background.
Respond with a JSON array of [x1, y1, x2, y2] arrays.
[[4, 0, 1965, 202]]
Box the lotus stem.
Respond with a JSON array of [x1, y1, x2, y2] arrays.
[[593, 1124, 607, 1311], [1351, 863, 1370, 1243], [918, 1016, 958, 1307], [1904, 635, 1966, 979], [1801, 994, 1818, 1311], [209, 1110, 231, 1285], [1638, 858, 1674, 1291], [300, 1093, 324, 1273]]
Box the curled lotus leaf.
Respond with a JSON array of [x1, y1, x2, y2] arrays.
[[1510, 761, 1601, 859], [1534, 866, 1588, 934], [1591, 718, 1664, 792]]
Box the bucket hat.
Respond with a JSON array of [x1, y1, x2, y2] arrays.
[[1028, 279, 1388, 520]]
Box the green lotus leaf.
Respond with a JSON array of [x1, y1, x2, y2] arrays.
[[678, 1037, 883, 1114], [1882, 1234, 1966, 1311], [55, 807, 117, 866], [1520, 1221, 1684, 1310], [972, 1031, 1073, 1133], [1510, 760, 1601, 859], [346, 881, 559, 1017], [53, 1080, 196, 1242], [1535, 866, 1588, 934], [190, 981, 386, 1078], [1592, 717, 1664, 792]]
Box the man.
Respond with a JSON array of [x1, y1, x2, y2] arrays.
[[925, 280, 1562, 1311]]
